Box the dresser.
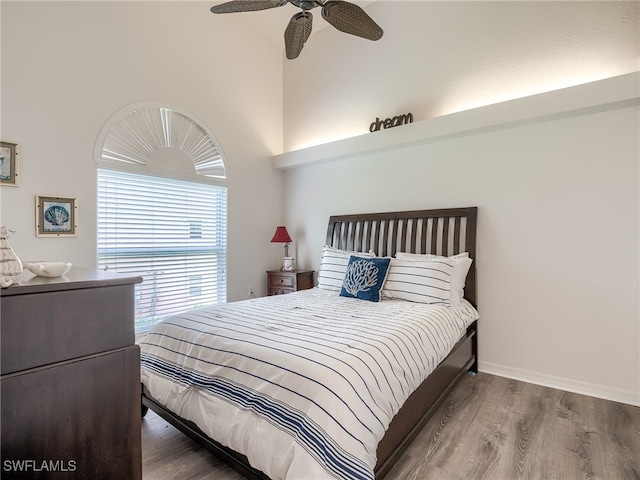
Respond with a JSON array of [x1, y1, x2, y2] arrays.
[[1, 267, 143, 479], [267, 270, 314, 295]]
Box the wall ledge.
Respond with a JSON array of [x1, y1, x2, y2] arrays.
[[272, 72, 640, 170]]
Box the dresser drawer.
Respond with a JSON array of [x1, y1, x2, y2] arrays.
[[1, 346, 141, 479], [1, 284, 135, 375]]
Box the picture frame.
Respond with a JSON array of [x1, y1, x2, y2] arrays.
[[36, 195, 77, 237], [0, 141, 19, 186]]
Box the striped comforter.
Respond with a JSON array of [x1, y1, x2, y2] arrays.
[[139, 288, 478, 480]]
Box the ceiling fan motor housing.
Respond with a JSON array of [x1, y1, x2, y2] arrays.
[[290, 0, 320, 10]]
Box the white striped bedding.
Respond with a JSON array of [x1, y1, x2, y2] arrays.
[[139, 288, 479, 480]]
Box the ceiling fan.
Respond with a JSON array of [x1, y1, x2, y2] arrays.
[[210, 0, 383, 60]]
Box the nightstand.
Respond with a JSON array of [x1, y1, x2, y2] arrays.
[[267, 270, 314, 295]]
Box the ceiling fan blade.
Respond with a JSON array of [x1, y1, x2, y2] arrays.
[[321, 0, 383, 41], [284, 11, 313, 59], [210, 0, 288, 14]]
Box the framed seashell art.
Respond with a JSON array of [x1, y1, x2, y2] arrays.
[[0, 141, 19, 186], [35, 195, 77, 237]]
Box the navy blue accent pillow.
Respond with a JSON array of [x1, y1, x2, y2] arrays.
[[339, 256, 391, 302]]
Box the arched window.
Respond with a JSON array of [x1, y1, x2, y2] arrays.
[[95, 104, 227, 331]]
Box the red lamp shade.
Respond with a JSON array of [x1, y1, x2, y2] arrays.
[[270, 226, 292, 244]]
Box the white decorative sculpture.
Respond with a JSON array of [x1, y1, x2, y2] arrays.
[[0, 226, 23, 286]]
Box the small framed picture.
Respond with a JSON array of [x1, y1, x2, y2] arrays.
[[36, 195, 77, 237], [0, 141, 19, 186]]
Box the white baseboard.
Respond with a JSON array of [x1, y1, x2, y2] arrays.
[[478, 361, 640, 407]]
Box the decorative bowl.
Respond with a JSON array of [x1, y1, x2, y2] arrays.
[[23, 262, 72, 278]]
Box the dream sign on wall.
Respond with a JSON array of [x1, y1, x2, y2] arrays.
[[369, 112, 413, 132]]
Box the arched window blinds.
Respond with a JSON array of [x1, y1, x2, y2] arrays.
[[95, 104, 227, 330]]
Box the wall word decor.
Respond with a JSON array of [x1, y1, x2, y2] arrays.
[[369, 112, 413, 132]]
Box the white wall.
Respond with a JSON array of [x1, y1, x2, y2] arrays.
[[0, 1, 285, 300], [277, 77, 640, 406]]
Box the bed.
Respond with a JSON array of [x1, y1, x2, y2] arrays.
[[140, 206, 479, 480]]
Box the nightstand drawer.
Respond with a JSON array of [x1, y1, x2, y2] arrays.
[[270, 287, 295, 296], [266, 270, 314, 296], [269, 274, 296, 288]]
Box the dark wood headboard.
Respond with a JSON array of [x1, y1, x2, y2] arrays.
[[326, 207, 478, 307]]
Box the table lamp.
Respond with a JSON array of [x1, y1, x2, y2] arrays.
[[271, 226, 294, 271]]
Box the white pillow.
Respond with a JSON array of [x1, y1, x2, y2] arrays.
[[317, 246, 375, 291], [381, 257, 455, 304], [394, 252, 472, 306]]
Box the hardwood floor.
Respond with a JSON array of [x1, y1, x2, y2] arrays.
[[141, 373, 640, 479]]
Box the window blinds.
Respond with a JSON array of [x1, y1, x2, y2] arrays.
[[97, 169, 227, 330]]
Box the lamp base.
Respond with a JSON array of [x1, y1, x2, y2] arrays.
[[283, 257, 295, 271]]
